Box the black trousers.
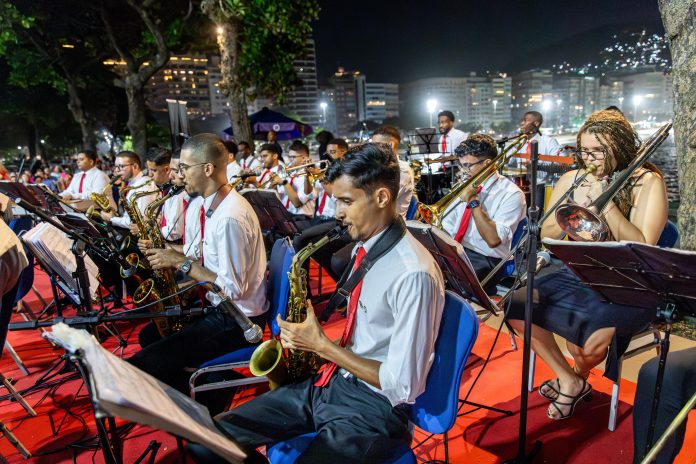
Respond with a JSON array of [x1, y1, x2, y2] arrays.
[[0, 281, 20, 350], [189, 374, 411, 464], [463, 247, 503, 295], [633, 347, 696, 463], [128, 311, 267, 414]]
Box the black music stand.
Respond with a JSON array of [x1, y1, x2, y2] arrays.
[[543, 238, 696, 460], [242, 189, 300, 238], [409, 128, 439, 203]]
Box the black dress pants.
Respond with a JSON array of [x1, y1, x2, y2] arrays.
[[633, 347, 696, 463], [188, 373, 411, 463], [463, 247, 503, 295]]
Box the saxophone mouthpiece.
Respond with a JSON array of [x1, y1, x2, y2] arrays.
[[329, 224, 349, 241]]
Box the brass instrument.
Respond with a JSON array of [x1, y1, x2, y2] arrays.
[[85, 175, 121, 219], [417, 134, 529, 228], [259, 161, 329, 189], [249, 226, 347, 389], [131, 184, 186, 336], [556, 123, 672, 242], [118, 179, 157, 273]]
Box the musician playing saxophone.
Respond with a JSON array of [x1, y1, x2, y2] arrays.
[[129, 134, 268, 414], [191, 143, 445, 463], [441, 134, 526, 293]]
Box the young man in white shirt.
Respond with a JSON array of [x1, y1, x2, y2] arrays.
[[223, 141, 242, 182], [516, 111, 563, 183], [269, 141, 316, 219], [141, 149, 185, 243], [244, 144, 284, 189], [60, 149, 111, 205], [370, 125, 414, 219], [130, 134, 268, 413], [195, 142, 445, 463], [441, 134, 526, 293], [438, 110, 467, 154], [237, 141, 260, 172]]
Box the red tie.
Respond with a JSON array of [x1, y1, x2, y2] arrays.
[[317, 191, 328, 216], [441, 135, 447, 153], [199, 205, 206, 266], [453, 186, 483, 243], [182, 198, 188, 242], [258, 169, 270, 185], [315, 246, 367, 387], [160, 191, 167, 227], [242, 159, 247, 170], [78, 172, 86, 193]]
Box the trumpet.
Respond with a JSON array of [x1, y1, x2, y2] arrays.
[[283, 160, 330, 184]]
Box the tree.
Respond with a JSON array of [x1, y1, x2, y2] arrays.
[[658, 1, 696, 249], [201, 0, 320, 143]]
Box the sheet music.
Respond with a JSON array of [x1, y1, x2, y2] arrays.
[[46, 323, 245, 463]]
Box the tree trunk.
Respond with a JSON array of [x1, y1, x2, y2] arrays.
[[125, 82, 148, 158], [65, 78, 97, 151], [659, 1, 696, 250], [217, 19, 252, 143]]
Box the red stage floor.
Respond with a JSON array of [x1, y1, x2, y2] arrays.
[[1, 267, 694, 463]]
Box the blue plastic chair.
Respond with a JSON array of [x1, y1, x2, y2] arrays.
[[266, 290, 479, 463], [502, 217, 528, 277], [406, 195, 419, 220], [657, 220, 678, 248], [188, 239, 295, 398]]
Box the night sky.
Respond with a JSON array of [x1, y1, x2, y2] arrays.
[[313, 0, 665, 83]]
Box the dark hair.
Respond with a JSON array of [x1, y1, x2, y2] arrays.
[[80, 149, 97, 162], [238, 141, 252, 150], [147, 147, 172, 166], [116, 150, 141, 168], [455, 134, 498, 159], [328, 138, 349, 150], [259, 143, 280, 155], [171, 148, 181, 160], [223, 140, 239, 155], [438, 110, 455, 122], [325, 143, 400, 201], [315, 130, 334, 144], [604, 105, 625, 116], [524, 111, 543, 125], [373, 125, 401, 143], [181, 133, 228, 164], [288, 141, 309, 155]]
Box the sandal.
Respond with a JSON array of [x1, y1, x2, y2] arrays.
[[538, 378, 560, 401], [547, 378, 593, 421]]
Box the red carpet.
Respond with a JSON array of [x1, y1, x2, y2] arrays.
[[1, 266, 694, 463]]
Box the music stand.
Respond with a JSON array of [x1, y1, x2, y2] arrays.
[[409, 128, 439, 203], [543, 238, 696, 459], [242, 189, 300, 238]]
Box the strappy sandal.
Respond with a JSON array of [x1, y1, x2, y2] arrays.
[[538, 378, 560, 401], [547, 378, 593, 421]]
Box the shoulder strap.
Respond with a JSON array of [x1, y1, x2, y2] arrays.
[[320, 217, 407, 321]]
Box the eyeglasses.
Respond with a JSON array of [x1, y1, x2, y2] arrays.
[[458, 159, 486, 171], [172, 162, 214, 175], [575, 148, 607, 160], [114, 163, 134, 170]]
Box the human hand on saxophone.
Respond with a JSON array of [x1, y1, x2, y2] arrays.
[[144, 247, 185, 271], [277, 300, 330, 354]]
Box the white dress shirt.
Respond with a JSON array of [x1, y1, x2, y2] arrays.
[[226, 161, 242, 182], [441, 173, 526, 259], [345, 227, 445, 406], [183, 194, 203, 259], [193, 189, 268, 317], [238, 156, 261, 172], [517, 132, 562, 157], [111, 172, 159, 229], [60, 166, 110, 200], [438, 128, 467, 154], [0, 219, 29, 298], [396, 160, 415, 219], [160, 190, 186, 242], [255, 165, 283, 189], [280, 174, 316, 217], [314, 181, 336, 219]]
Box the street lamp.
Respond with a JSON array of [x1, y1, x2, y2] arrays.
[[426, 98, 437, 127], [541, 99, 552, 112], [492, 99, 498, 117], [633, 95, 643, 123], [319, 101, 327, 124]]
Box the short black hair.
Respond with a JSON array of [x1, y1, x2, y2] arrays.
[[524, 111, 543, 125], [146, 147, 172, 166], [604, 105, 625, 116], [80, 149, 97, 162], [438, 110, 455, 122], [223, 140, 239, 155], [116, 150, 141, 168], [238, 141, 252, 150], [325, 143, 400, 201], [372, 125, 401, 143], [328, 138, 349, 150], [455, 134, 498, 159], [259, 143, 280, 155], [288, 141, 309, 155], [181, 133, 228, 165]]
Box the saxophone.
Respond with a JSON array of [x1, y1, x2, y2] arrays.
[[117, 179, 157, 273], [130, 184, 186, 336], [85, 175, 120, 220], [249, 226, 347, 389]]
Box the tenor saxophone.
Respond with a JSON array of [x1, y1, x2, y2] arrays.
[[249, 225, 347, 389]]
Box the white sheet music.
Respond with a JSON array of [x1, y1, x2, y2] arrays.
[[46, 323, 245, 463]]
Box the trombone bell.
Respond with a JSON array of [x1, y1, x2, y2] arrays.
[[555, 204, 609, 242]]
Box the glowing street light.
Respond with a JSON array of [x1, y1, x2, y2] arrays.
[[633, 95, 643, 123], [492, 99, 498, 117], [426, 99, 438, 127], [319, 101, 328, 124], [216, 26, 224, 35], [541, 99, 552, 112]]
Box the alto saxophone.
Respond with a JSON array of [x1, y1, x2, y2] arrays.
[[85, 175, 121, 220], [249, 226, 347, 389]]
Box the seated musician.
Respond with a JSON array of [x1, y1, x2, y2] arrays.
[[441, 134, 526, 294], [59, 149, 111, 204], [515, 111, 563, 182], [237, 141, 261, 172], [101, 150, 158, 230], [370, 125, 415, 218], [269, 141, 316, 220], [244, 143, 284, 189], [190, 142, 445, 463], [223, 141, 242, 182], [128, 134, 269, 413], [507, 109, 668, 420]]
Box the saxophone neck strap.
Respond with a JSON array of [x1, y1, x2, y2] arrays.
[[320, 216, 407, 322]]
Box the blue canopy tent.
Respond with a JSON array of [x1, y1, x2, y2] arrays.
[[222, 107, 314, 141]]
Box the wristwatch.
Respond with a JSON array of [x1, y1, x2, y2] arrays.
[[179, 259, 193, 274], [466, 199, 481, 210]]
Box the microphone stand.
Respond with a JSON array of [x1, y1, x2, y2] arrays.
[[504, 140, 542, 463]]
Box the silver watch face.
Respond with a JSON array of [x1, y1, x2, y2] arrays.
[[181, 260, 192, 273]]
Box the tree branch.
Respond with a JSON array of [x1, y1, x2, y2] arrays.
[[126, 0, 170, 83], [99, 4, 136, 75]]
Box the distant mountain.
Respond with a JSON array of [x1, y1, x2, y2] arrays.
[[505, 20, 667, 72]]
